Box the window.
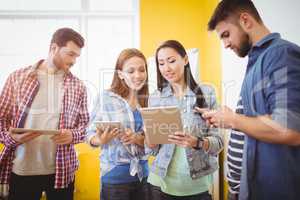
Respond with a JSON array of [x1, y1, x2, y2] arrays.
[[0, 0, 139, 107]]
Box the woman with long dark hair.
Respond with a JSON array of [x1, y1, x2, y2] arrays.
[[87, 48, 149, 200], [146, 40, 223, 200]]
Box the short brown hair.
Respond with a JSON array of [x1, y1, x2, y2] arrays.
[[208, 0, 262, 31], [110, 48, 149, 107], [51, 27, 84, 48]]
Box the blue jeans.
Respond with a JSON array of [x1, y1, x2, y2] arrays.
[[101, 178, 149, 200]]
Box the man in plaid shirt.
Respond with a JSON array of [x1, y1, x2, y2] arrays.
[[0, 28, 89, 200]]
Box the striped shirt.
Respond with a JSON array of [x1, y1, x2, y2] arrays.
[[0, 60, 89, 189], [226, 96, 245, 194]]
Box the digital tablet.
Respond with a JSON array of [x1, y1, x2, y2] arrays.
[[140, 106, 183, 144], [94, 121, 122, 132], [10, 128, 60, 135]]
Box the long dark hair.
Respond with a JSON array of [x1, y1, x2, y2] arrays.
[[155, 40, 207, 108], [110, 48, 149, 107]]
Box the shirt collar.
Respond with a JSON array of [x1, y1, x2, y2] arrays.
[[29, 59, 72, 79], [161, 84, 173, 97], [105, 89, 142, 109], [253, 32, 281, 48], [161, 84, 194, 97]]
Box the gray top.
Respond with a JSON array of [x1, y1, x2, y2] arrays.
[[13, 69, 64, 175]]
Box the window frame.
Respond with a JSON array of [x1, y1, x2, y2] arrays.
[[0, 0, 140, 84]]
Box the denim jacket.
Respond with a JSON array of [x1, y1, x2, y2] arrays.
[[87, 90, 147, 181], [146, 84, 223, 179]]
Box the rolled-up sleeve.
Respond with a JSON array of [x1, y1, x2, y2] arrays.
[[0, 73, 19, 148], [265, 46, 300, 132]]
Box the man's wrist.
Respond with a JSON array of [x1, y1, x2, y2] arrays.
[[231, 113, 240, 130]]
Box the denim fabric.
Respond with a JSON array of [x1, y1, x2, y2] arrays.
[[87, 90, 147, 180], [102, 160, 148, 184], [145, 84, 223, 179], [239, 33, 300, 200]]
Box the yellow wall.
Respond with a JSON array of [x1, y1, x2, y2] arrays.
[[74, 144, 100, 200], [0, 1, 223, 200], [140, 0, 224, 198], [140, 0, 221, 96]]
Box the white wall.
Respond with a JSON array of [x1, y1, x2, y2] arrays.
[[222, 0, 300, 109], [255, 0, 300, 45], [0, 0, 139, 111]]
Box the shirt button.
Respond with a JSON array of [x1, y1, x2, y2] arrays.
[[188, 157, 193, 162], [183, 109, 187, 113], [192, 174, 196, 179]]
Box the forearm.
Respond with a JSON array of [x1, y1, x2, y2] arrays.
[[71, 111, 89, 144], [0, 120, 18, 147], [71, 126, 87, 144], [234, 114, 300, 145], [0, 130, 19, 147], [0, 106, 15, 147]]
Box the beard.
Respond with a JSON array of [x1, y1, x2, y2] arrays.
[[52, 53, 72, 71], [236, 32, 252, 57]]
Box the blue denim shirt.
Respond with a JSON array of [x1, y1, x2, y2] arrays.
[[239, 33, 300, 200], [87, 90, 147, 181], [146, 84, 223, 179]]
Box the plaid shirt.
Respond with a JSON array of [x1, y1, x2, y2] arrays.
[[0, 60, 89, 188], [87, 90, 147, 180]]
